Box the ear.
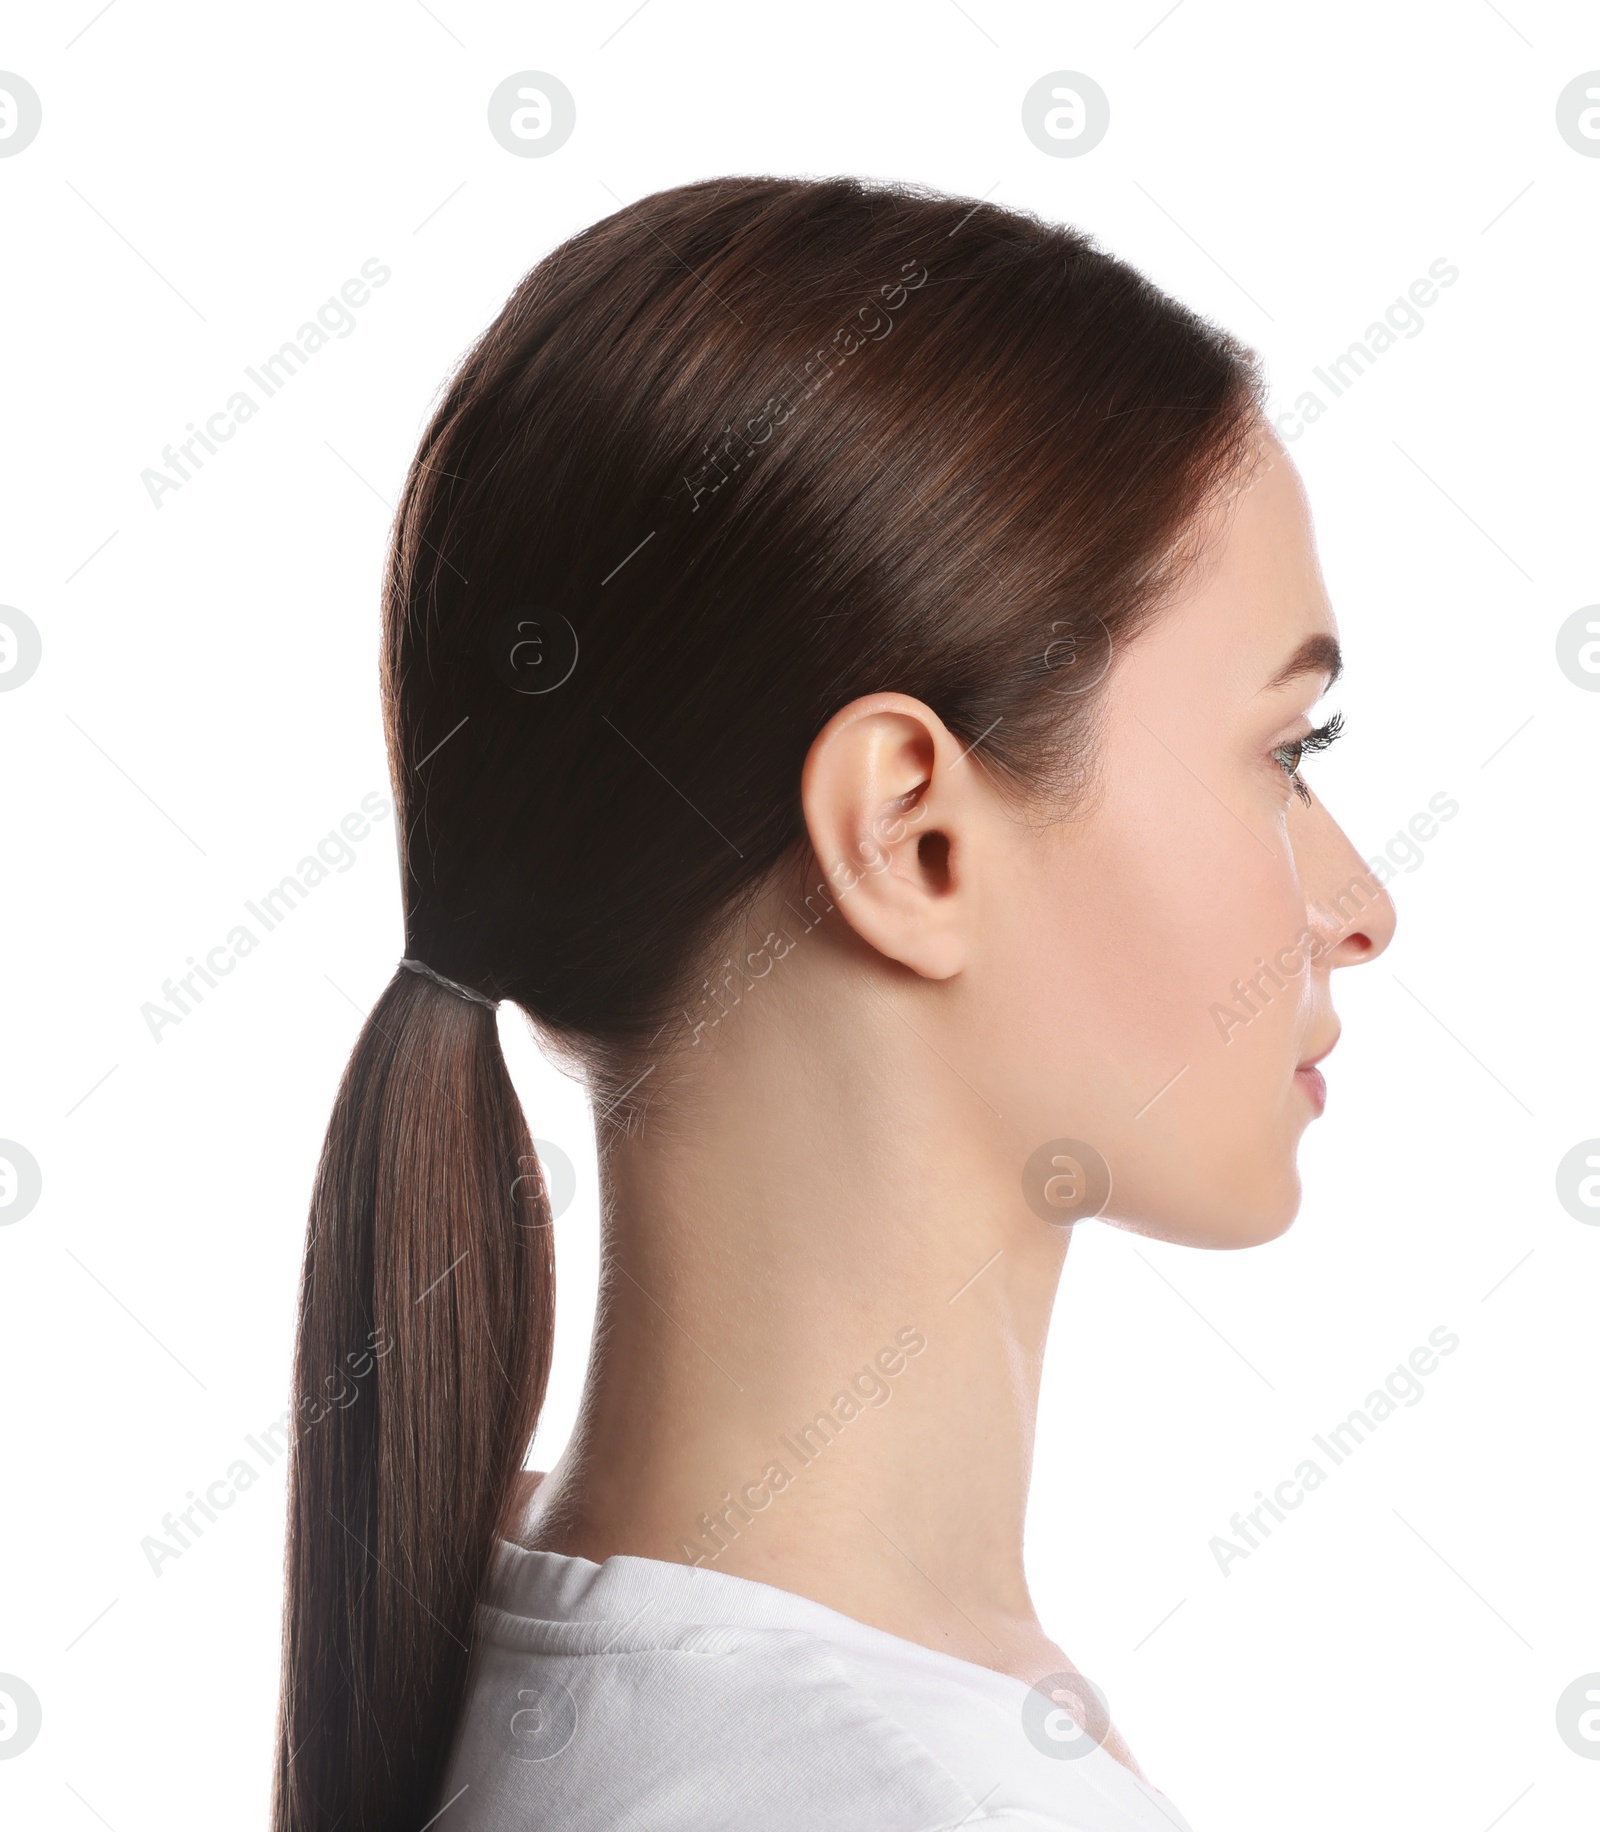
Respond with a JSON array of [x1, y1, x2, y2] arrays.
[[799, 693, 987, 980]]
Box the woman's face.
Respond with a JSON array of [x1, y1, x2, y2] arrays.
[[966, 433, 1396, 1247]]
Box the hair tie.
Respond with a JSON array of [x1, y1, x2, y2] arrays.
[[398, 958, 501, 1009]]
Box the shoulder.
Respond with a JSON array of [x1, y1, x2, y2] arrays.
[[439, 1613, 986, 1832]]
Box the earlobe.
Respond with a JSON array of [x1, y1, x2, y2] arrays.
[[799, 693, 977, 981]]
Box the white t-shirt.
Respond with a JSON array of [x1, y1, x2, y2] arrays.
[[436, 1540, 1193, 1831]]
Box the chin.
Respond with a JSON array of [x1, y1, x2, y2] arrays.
[[1105, 1157, 1303, 1250]]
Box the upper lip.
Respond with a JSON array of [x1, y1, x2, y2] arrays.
[[1297, 1028, 1341, 1071]]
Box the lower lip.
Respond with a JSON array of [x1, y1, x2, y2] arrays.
[[1295, 1065, 1327, 1114]]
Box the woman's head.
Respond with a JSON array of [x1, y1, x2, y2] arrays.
[[390, 171, 1389, 1234], [777, 432, 1393, 1259], [276, 174, 1391, 1831]]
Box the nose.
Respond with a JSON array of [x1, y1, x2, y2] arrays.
[[1295, 795, 1397, 969]]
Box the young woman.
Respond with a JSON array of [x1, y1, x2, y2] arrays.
[[273, 175, 1394, 1832]]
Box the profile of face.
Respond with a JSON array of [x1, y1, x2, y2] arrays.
[[798, 427, 1396, 1250]]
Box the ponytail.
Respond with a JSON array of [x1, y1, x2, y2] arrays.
[[273, 967, 554, 1831]]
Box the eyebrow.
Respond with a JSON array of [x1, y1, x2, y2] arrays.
[[1263, 633, 1343, 692]]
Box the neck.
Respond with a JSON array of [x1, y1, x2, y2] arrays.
[[520, 942, 1074, 1677]]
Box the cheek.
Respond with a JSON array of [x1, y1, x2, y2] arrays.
[[1014, 796, 1310, 1068], [969, 790, 1318, 1241]]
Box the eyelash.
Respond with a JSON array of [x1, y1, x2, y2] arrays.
[[1271, 712, 1344, 804]]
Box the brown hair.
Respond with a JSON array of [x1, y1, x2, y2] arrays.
[[273, 174, 1263, 1830]]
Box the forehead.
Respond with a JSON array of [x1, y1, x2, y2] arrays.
[[1120, 435, 1338, 702]]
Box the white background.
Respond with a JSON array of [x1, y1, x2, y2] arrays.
[[2, 2, 1597, 1828]]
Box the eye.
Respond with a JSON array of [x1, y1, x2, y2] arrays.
[[1271, 711, 1343, 804]]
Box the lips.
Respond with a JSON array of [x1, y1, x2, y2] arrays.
[[1294, 1063, 1327, 1114], [1297, 1029, 1340, 1073], [1295, 1028, 1339, 1115]]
